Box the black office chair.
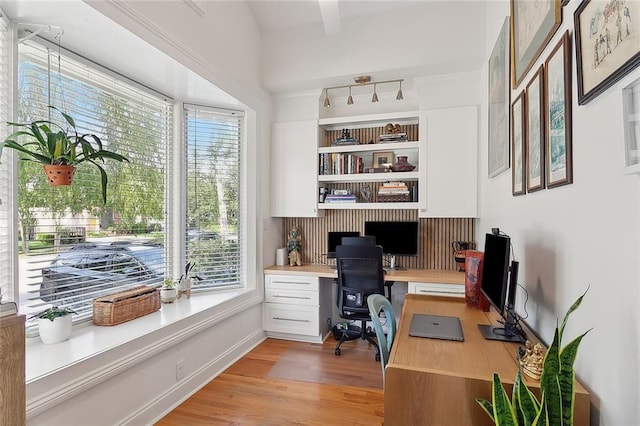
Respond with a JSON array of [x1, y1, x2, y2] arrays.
[[340, 235, 394, 300], [334, 244, 386, 360]]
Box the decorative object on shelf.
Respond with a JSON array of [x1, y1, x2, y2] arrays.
[[32, 306, 76, 344], [360, 183, 372, 202], [488, 17, 510, 179], [321, 76, 404, 107], [177, 262, 196, 299], [331, 128, 358, 146], [452, 241, 474, 271], [363, 167, 388, 173], [511, 90, 526, 196], [545, 30, 573, 188], [575, 0, 640, 105], [380, 124, 408, 143], [525, 65, 545, 192], [510, 0, 561, 87], [390, 156, 415, 172], [519, 340, 545, 381], [464, 251, 490, 311], [161, 278, 177, 303], [476, 289, 590, 425], [385, 123, 402, 134], [287, 226, 302, 266], [92, 285, 160, 326], [372, 151, 394, 169], [0, 105, 130, 203]]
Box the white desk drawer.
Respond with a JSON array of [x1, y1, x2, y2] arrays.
[[264, 303, 319, 335], [408, 282, 464, 298], [265, 274, 319, 292], [265, 287, 318, 306]]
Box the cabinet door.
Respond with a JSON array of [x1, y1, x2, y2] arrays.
[[271, 120, 322, 217], [419, 106, 478, 218]]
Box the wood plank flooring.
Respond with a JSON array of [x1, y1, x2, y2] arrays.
[[156, 338, 384, 425]]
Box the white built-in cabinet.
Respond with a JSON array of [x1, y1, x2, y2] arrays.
[[270, 106, 478, 217], [419, 106, 478, 218], [271, 120, 323, 217]]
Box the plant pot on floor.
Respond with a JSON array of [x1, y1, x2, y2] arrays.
[[38, 315, 73, 344]]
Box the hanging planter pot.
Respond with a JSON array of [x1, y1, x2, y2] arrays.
[[43, 164, 76, 186]]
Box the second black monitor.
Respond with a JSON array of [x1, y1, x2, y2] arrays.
[[363, 221, 419, 256]]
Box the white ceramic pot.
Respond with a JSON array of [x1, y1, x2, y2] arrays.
[[38, 315, 73, 344], [161, 288, 177, 303]]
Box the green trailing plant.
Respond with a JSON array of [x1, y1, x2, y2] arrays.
[[31, 306, 76, 322], [476, 289, 591, 426], [0, 105, 129, 203]]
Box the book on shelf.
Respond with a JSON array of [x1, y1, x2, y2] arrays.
[[331, 137, 359, 146], [324, 194, 357, 203], [318, 153, 363, 175]]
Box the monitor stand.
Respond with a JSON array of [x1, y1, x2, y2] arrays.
[[477, 324, 524, 343], [386, 255, 406, 271]]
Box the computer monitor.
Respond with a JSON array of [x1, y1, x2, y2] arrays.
[[477, 231, 525, 342], [327, 231, 360, 259], [363, 221, 419, 269]]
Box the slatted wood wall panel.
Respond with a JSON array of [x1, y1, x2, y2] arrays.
[[283, 212, 475, 270], [322, 124, 419, 146]]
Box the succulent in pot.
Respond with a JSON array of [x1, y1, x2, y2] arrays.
[[32, 306, 76, 344], [161, 278, 177, 303], [0, 105, 129, 203]]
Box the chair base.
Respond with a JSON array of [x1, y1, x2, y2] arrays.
[[334, 320, 380, 361]]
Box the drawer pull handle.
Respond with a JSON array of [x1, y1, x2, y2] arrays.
[[274, 295, 312, 300], [418, 289, 463, 295], [272, 317, 311, 323], [272, 281, 311, 286]]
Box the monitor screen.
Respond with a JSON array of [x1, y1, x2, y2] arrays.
[[327, 231, 359, 259], [363, 221, 419, 256], [480, 232, 511, 316]]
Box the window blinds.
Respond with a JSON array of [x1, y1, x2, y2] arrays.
[[184, 104, 244, 290], [17, 39, 172, 325]]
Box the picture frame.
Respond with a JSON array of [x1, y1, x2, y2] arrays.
[[575, 0, 640, 105], [512, 91, 526, 196], [544, 30, 573, 187], [525, 65, 545, 192], [488, 17, 511, 178], [511, 0, 561, 87], [622, 76, 640, 174], [372, 151, 394, 168]]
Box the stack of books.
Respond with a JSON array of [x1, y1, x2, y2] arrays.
[[377, 181, 411, 202], [0, 301, 17, 318], [319, 153, 363, 175], [379, 132, 408, 143], [324, 194, 357, 204], [331, 136, 359, 146]]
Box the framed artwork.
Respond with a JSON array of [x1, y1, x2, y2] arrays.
[[511, 0, 561, 87], [372, 151, 393, 168], [511, 91, 526, 196], [622, 76, 640, 173], [488, 17, 511, 178], [544, 31, 573, 187], [575, 0, 640, 105], [526, 65, 545, 192]]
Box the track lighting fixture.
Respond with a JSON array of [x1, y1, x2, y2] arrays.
[[321, 76, 404, 107]]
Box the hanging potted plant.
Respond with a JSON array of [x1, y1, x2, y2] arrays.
[[0, 105, 129, 203], [32, 306, 76, 344]]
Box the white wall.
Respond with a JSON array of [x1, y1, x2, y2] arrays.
[[481, 2, 640, 425]]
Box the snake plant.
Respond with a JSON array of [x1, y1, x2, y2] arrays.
[[476, 289, 590, 425], [0, 105, 129, 203]]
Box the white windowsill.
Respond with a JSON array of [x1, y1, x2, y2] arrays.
[[26, 289, 248, 383]]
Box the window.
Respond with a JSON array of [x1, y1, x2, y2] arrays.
[[16, 38, 172, 325], [184, 104, 244, 290]]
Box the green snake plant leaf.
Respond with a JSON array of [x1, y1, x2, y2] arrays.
[[476, 398, 496, 423], [558, 331, 591, 426], [559, 287, 588, 342], [492, 373, 518, 425], [514, 368, 541, 425], [540, 327, 562, 425]]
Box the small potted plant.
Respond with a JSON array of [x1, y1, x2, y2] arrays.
[[0, 105, 129, 203], [177, 261, 197, 299], [32, 306, 76, 344], [161, 278, 177, 303]]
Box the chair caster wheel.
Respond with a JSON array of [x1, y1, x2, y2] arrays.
[[335, 348, 341, 356], [375, 353, 381, 362]]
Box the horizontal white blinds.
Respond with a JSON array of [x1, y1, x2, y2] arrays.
[[17, 40, 172, 326], [184, 104, 243, 290]]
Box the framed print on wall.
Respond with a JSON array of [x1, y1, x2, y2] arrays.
[[575, 0, 640, 105], [544, 30, 573, 187], [512, 91, 526, 196], [526, 65, 545, 192], [488, 17, 511, 178], [511, 0, 561, 87]]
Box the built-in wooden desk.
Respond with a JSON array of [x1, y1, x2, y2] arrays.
[[385, 294, 590, 426]]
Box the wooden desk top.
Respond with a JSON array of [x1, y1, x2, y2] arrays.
[[264, 264, 465, 284]]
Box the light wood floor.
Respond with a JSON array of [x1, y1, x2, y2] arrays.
[[156, 338, 384, 425]]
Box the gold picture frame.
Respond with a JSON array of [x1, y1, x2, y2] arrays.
[[372, 151, 394, 168]]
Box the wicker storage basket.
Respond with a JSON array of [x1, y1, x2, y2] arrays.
[[92, 286, 160, 326]]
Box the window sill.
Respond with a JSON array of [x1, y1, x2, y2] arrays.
[[26, 288, 251, 383]]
